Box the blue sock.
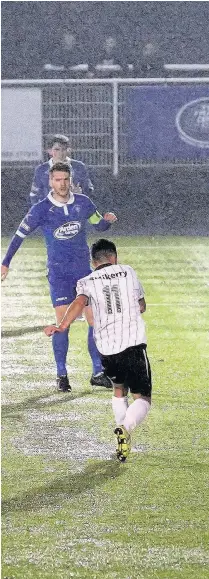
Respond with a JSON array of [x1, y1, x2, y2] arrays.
[[88, 326, 103, 375], [52, 329, 69, 376]]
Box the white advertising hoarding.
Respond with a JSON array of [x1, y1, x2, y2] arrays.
[[1, 88, 42, 161]]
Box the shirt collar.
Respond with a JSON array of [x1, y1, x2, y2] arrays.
[[47, 191, 75, 206], [95, 263, 112, 271]]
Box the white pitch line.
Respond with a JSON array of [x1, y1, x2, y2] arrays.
[[147, 303, 209, 307], [2, 245, 208, 251], [117, 246, 209, 250]]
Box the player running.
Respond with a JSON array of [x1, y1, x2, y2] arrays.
[[1, 163, 117, 392], [29, 133, 94, 205], [44, 238, 152, 462]]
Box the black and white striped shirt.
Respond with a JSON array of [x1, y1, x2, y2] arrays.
[[76, 263, 147, 355]]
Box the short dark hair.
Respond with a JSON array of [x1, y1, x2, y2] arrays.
[[47, 134, 70, 148], [49, 161, 72, 175], [91, 238, 117, 261]]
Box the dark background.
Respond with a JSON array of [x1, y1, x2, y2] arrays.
[[2, 166, 208, 236], [2, 1, 209, 78], [1, 2, 209, 237]]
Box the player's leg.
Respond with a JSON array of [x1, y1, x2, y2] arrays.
[[106, 345, 152, 461], [112, 385, 131, 462], [122, 345, 152, 434], [84, 305, 113, 389], [53, 304, 71, 392], [49, 270, 112, 390], [101, 352, 131, 461], [54, 303, 71, 369], [48, 275, 75, 392], [123, 393, 151, 432], [101, 351, 128, 422], [112, 389, 130, 462], [112, 384, 129, 424]]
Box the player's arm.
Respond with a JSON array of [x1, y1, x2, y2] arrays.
[[1, 206, 42, 280], [85, 196, 117, 230], [30, 165, 45, 206], [127, 266, 146, 313], [75, 162, 94, 195], [44, 295, 88, 336], [88, 209, 117, 231]]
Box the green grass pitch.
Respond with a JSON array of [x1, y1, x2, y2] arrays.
[[1, 235, 209, 579]]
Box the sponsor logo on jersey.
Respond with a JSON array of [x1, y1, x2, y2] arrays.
[[54, 221, 81, 240], [73, 204, 81, 215]]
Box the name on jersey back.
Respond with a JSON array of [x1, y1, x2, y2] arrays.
[[89, 271, 127, 281]]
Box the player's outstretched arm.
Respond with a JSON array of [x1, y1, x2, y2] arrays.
[[1, 235, 25, 275], [88, 210, 117, 232], [44, 295, 88, 337], [2, 205, 42, 273]]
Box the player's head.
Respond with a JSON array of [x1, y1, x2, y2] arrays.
[[47, 134, 70, 162], [49, 162, 72, 198], [91, 239, 117, 267]]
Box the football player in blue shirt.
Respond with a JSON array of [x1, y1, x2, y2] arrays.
[[29, 134, 94, 205], [2, 162, 117, 392]]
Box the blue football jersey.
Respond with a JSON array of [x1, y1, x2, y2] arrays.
[[7, 192, 110, 276], [30, 157, 94, 205]]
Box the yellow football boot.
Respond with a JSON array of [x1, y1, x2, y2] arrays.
[[114, 426, 131, 462]]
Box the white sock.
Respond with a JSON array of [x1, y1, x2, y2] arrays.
[[123, 398, 150, 433], [112, 396, 129, 426]]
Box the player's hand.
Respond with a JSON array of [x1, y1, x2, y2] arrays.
[[71, 183, 83, 194], [44, 324, 59, 337], [103, 212, 117, 223], [1, 265, 9, 282]]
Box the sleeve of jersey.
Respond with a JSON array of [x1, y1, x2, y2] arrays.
[[30, 166, 44, 205], [88, 210, 111, 231], [76, 278, 89, 300], [2, 206, 42, 267], [130, 268, 144, 300]]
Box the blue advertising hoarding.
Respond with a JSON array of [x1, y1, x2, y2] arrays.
[[126, 85, 209, 160]]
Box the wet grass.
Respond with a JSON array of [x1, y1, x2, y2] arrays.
[[1, 235, 209, 579]]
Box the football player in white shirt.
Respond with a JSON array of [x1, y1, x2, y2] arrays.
[[44, 238, 152, 462]]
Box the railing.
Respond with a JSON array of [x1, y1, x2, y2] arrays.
[[2, 77, 209, 174]]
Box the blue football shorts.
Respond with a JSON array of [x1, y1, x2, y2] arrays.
[[47, 267, 91, 308]]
